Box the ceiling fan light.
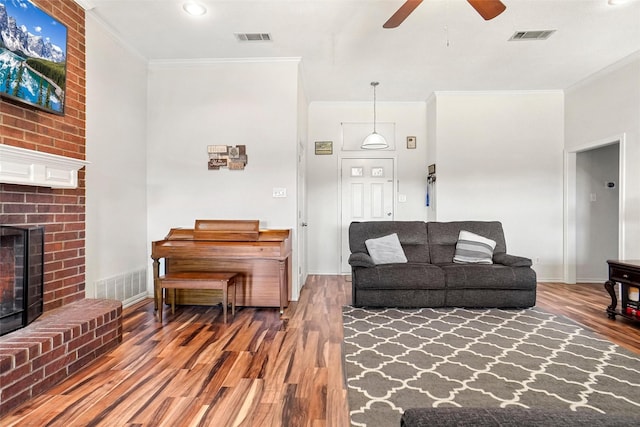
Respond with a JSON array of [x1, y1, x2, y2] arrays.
[[362, 132, 389, 150]]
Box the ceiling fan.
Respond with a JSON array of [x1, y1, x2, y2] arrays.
[[383, 0, 506, 29]]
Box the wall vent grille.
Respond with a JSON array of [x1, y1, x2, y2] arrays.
[[509, 30, 556, 41], [235, 33, 272, 42], [94, 267, 147, 307]]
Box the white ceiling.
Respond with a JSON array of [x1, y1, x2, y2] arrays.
[[79, 0, 640, 102]]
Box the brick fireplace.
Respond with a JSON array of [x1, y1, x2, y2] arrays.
[[0, 0, 87, 312], [0, 226, 44, 336], [0, 178, 87, 312]]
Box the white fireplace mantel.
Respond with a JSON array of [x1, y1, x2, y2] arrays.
[[0, 145, 89, 189]]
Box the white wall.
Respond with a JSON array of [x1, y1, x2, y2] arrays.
[[146, 60, 301, 295], [84, 15, 638, 297], [85, 14, 149, 303], [430, 92, 565, 281], [565, 54, 640, 261], [307, 102, 428, 274], [426, 95, 437, 221]]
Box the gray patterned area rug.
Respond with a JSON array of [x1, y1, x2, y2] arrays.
[[342, 306, 640, 427]]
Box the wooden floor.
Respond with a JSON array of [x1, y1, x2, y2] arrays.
[[2, 277, 639, 426]]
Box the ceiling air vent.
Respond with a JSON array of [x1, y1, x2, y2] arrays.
[[509, 30, 556, 41], [234, 33, 272, 42]]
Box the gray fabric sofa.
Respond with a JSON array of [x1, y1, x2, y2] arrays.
[[348, 221, 536, 308], [400, 407, 640, 426]]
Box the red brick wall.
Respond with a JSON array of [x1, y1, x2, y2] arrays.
[[0, 1, 86, 313]]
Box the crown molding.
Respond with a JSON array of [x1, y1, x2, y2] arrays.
[[566, 50, 640, 93], [148, 57, 302, 68], [73, 0, 95, 11]]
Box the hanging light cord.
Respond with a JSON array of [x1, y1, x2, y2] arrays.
[[371, 81, 379, 133]]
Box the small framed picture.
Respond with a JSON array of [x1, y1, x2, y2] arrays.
[[208, 145, 228, 154], [228, 146, 240, 158], [406, 136, 417, 149], [315, 141, 333, 155]]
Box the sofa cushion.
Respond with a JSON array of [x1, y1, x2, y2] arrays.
[[400, 407, 640, 427], [453, 230, 496, 264], [365, 233, 408, 265], [349, 221, 430, 263], [440, 263, 537, 290], [428, 221, 507, 264], [354, 263, 446, 290]]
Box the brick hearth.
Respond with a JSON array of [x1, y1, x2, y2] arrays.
[[0, 299, 122, 416]]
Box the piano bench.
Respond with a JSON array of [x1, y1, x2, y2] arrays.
[[156, 272, 239, 324]]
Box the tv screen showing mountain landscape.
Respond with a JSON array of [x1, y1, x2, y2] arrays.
[[0, 1, 67, 115]]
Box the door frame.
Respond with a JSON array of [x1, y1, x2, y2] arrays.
[[563, 133, 626, 283], [338, 154, 398, 274], [296, 138, 308, 299]]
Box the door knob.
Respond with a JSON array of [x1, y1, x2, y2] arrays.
[[301, 222, 308, 227], [387, 213, 392, 217]]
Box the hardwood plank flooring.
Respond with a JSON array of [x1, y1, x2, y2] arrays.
[[536, 281, 640, 354], [2, 277, 639, 426]]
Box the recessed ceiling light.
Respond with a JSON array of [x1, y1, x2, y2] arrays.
[[183, 2, 207, 16], [608, 0, 629, 5]]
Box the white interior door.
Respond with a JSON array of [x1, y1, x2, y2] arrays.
[[296, 140, 308, 297], [340, 158, 394, 273]]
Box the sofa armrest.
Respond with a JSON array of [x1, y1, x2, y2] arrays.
[[493, 253, 533, 267], [349, 252, 376, 268]]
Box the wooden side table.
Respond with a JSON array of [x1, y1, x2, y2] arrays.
[[605, 260, 640, 322], [157, 272, 238, 324]]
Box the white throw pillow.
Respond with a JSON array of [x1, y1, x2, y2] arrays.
[[365, 233, 408, 265], [453, 230, 496, 264]]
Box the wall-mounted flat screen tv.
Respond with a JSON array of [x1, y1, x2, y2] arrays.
[[0, 1, 67, 115]]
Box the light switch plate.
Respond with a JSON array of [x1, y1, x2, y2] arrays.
[[273, 188, 287, 198]]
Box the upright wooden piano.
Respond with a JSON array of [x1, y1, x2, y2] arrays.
[[151, 220, 291, 313]]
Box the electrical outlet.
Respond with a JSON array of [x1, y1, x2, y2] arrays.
[[398, 194, 407, 203]]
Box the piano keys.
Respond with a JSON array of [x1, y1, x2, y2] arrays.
[[151, 220, 291, 313]]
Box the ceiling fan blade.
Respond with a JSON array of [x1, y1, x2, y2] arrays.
[[467, 0, 506, 21], [383, 0, 423, 29]]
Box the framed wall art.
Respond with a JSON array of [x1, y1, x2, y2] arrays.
[[0, 1, 68, 115], [315, 141, 333, 155], [207, 145, 248, 170]]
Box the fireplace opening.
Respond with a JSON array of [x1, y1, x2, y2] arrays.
[[0, 225, 44, 337]]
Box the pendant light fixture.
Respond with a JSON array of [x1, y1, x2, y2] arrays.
[[361, 81, 389, 150]]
